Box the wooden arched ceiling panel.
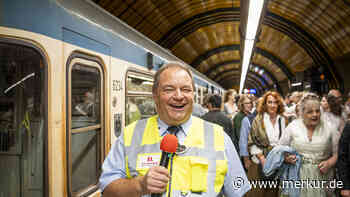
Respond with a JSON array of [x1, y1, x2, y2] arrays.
[[208, 63, 272, 86], [98, 0, 240, 42], [268, 0, 350, 59], [204, 60, 240, 75], [196, 50, 241, 73], [264, 75, 273, 86], [189, 44, 292, 87], [210, 64, 240, 81], [220, 75, 264, 92], [221, 77, 240, 89], [217, 72, 268, 90], [93, 0, 344, 90], [209, 63, 240, 80], [205, 60, 283, 92], [248, 73, 269, 89], [216, 70, 240, 83], [249, 64, 283, 93], [204, 61, 280, 93], [263, 11, 341, 88], [252, 54, 287, 82], [250, 71, 274, 86], [171, 22, 241, 71], [257, 26, 313, 72]]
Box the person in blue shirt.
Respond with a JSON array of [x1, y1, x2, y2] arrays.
[[99, 62, 250, 197], [239, 112, 257, 197]]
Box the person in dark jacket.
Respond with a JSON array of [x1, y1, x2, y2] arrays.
[[337, 122, 350, 197], [202, 94, 238, 151]]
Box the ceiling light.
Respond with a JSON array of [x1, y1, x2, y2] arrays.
[[254, 67, 259, 73], [291, 82, 302, 87], [239, 0, 265, 93], [259, 69, 264, 75]]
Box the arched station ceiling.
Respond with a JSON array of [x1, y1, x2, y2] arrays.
[[223, 76, 266, 95], [93, 0, 350, 94]]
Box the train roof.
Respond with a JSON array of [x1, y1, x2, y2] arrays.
[[0, 0, 224, 92]]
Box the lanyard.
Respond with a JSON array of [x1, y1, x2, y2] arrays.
[[167, 153, 175, 197]]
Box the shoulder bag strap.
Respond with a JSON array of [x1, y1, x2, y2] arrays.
[[278, 117, 282, 139]]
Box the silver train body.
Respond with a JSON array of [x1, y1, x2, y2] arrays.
[[0, 0, 224, 196]]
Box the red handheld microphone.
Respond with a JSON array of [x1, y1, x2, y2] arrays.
[[151, 134, 178, 197], [159, 134, 178, 167]]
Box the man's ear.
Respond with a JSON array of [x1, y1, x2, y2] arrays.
[[153, 91, 159, 105]]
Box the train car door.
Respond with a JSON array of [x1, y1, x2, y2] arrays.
[[0, 38, 47, 197], [64, 29, 109, 197]]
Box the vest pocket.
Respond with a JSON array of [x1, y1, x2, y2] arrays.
[[190, 157, 208, 192], [173, 157, 191, 191]]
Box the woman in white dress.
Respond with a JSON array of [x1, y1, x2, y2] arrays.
[[279, 93, 339, 197]]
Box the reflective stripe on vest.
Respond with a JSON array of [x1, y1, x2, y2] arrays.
[[124, 115, 228, 197]]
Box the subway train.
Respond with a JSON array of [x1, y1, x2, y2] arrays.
[[0, 0, 224, 196]]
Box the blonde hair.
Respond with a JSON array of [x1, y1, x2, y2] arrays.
[[224, 89, 237, 102], [237, 94, 251, 111]]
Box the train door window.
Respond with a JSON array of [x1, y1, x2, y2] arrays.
[[194, 85, 198, 104], [125, 71, 156, 126], [198, 86, 203, 105], [203, 86, 209, 104], [67, 54, 104, 196], [0, 40, 46, 197]]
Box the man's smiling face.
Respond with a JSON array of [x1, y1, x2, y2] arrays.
[[153, 66, 194, 126]]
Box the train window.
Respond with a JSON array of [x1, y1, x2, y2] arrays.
[[0, 40, 46, 197], [125, 72, 156, 126], [194, 86, 198, 103], [203, 86, 208, 95], [67, 55, 104, 196], [71, 64, 101, 128], [197, 86, 203, 105]]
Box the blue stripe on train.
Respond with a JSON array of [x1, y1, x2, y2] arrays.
[[1, 0, 212, 88]]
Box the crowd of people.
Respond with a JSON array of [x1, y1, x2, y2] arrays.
[[198, 89, 350, 197], [98, 61, 350, 197]]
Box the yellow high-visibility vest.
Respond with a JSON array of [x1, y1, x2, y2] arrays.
[[124, 115, 228, 197]]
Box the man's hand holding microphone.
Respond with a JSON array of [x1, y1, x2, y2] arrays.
[[139, 134, 178, 196]]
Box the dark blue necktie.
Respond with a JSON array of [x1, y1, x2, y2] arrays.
[[167, 126, 181, 136]]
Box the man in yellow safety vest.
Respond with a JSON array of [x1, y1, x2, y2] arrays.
[[99, 62, 250, 197]]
